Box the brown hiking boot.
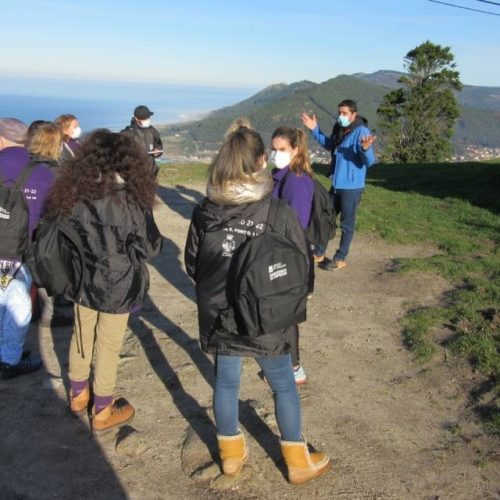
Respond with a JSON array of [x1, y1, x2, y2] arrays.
[[91, 398, 135, 433], [281, 439, 330, 485], [217, 431, 249, 476], [69, 386, 90, 415]]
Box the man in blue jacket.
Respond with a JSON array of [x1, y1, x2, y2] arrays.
[[301, 99, 376, 271]]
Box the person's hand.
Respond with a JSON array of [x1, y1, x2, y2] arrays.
[[360, 135, 376, 151], [300, 112, 317, 131]]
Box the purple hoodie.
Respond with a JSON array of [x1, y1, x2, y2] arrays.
[[271, 166, 314, 230], [0, 146, 55, 237]]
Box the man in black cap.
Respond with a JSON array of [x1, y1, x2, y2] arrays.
[[122, 105, 163, 177]]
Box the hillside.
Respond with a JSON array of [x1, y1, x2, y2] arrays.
[[353, 70, 500, 112], [160, 73, 500, 157]]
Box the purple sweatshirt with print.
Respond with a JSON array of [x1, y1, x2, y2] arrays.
[[0, 146, 55, 237]]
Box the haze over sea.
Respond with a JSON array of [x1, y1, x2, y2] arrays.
[[0, 76, 258, 132]]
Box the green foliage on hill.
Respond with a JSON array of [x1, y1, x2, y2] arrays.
[[161, 75, 387, 149], [377, 41, 462, 163], [161, 73, 500, 156]]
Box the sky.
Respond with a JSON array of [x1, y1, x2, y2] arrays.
[[2, 0, 500, 91]]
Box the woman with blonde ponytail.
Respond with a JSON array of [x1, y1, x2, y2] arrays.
[[270, 126, 315, 385], [184, 123, 330, 484]]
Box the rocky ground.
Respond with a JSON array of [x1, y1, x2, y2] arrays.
[[1, 182, 498, 500]]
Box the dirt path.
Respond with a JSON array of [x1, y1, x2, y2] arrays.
[[1, 183, 498, 500]]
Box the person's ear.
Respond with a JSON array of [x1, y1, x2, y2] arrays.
[[259, 154, 267, 170]]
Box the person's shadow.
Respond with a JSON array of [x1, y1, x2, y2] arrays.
[[0, 322, 127, 499], [156, 184, 204, 220], [131, 295, 284, 471]]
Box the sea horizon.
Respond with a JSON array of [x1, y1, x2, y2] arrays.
[[0, 76, 259, 132]]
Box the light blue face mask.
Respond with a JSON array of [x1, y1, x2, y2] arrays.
[[337, 115, 351, 127]]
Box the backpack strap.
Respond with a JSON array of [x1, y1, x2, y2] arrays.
[[55, 216, 86, 300], [266, 198, 286, 235]]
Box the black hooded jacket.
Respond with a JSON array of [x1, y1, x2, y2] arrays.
[[68, 186, 162, 313], [185, 188, 309, 358], [122, 120, 163, 174]]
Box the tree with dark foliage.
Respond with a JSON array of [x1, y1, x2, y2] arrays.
[[377, 41, 462, 163]]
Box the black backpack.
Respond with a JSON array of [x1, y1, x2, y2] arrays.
[[0, 160, 38, 261], [215, 198, 309, 338], [278, 171, 335, 247], [25, 216, 86, 299], [306, 179, 335, 247]]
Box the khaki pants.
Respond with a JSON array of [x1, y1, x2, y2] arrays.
[[69, 304, 129, 397]]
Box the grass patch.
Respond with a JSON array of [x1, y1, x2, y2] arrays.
[[157, 162, 208, 186], [401, 305, 449, 361], [353, 161, 500, 433]]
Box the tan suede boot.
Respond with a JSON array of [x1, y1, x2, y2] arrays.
[[280, 439, 330, 485], [217, 431, 249, 476], [69, 386, 90, 415], [91, 399, 135, 434]]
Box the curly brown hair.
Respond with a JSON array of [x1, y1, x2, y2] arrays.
[[46, 129, 157, 217]]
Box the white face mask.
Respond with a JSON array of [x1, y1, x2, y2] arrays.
[[270, 150, 291, 169], [71, 126, 82, 139], [139, 119, 151, 128]]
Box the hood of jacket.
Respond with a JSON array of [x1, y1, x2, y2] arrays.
[[206, 168, 273, 206]]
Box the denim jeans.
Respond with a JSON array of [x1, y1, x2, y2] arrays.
[[214, 354, 302, 441], [0, 265, 33, 365], [316, 188, 363, 261]]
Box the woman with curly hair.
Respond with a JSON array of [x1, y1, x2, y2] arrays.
[[46, 129, 162, 433]]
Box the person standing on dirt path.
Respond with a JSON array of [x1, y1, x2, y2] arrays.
[[45, 130, 162, 433], [301, 99, 376, 271], [26, 122, 74, 329], [122, 105, 163, 178], [269, 126, 315, 386], [184, 123, 330, 485], [0, 118, 55, 379]]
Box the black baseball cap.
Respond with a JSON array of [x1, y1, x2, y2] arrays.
[[134, 105, 154, 120]]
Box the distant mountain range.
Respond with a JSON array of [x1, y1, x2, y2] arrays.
[[161, 71, 500, 156]]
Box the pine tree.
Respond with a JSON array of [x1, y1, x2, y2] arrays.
[[377, 41, 462, 163]]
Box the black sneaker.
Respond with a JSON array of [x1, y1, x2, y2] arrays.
[[320, 258, 347, 272], [1, 355, 43, 380]]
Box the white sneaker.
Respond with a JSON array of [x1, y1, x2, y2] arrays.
[[293, 365, 307, 385]]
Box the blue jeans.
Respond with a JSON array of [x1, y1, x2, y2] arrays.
[[316, 188, 363, 261], [0, 265, 33, 365], [214, 354, 302, 441]]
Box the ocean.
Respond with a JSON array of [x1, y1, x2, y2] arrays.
[[0, 77, 258, 132]]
